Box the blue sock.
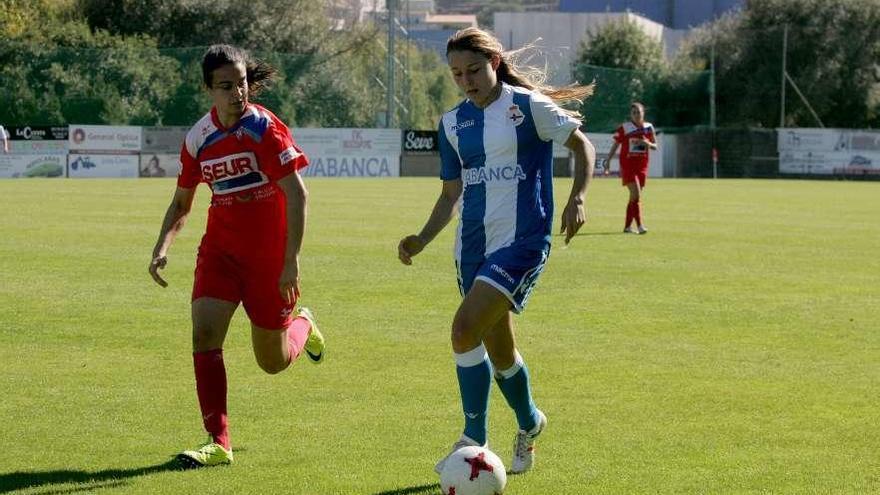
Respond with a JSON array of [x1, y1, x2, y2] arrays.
[[455, 344, 491, 445], [495, 351, 538, 432]]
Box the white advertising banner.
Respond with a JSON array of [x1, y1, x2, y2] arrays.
[[139, 153, 180, 177], [10, 140, 69, 154], [68, 153, 139, 178], [0, 153, 66, 178], [293, 128, 401, 177], [779, 150, 879, 175], [777, 128, 846, 153], [69, 125, 143, 152], [778, 128, 880, 175], [142, 126, 189, 153]]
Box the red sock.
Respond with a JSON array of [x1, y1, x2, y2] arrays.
[[633, 201, 643, 226], [625, 201, 635, 228], [286, 316, 311, 364], [193, 349, 230, 450]]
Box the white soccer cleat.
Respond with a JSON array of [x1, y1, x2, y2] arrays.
[[511, 409, 547, 474], [637, 225, 648, 235], [434, 434, 484, 474], [623, 227, 635, 234]]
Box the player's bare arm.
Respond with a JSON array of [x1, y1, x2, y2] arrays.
[[604, 141, 619, 174], [149, 186, 196, 287], [276, 171, 308, 303], [560, 129, 595, 244], [398, 178, 463, 265]]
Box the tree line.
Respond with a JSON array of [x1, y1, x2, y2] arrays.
[[0, 0, 460, 129], [573, 0, 880, 130], [2, 0, 877, 130]]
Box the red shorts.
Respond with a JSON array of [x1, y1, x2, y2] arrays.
[[621, 165, 647, 187], [192, 242, 294, 330]]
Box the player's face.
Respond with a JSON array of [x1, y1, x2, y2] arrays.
[[630, 105, 644, 124], [209, 62, 249, 120], [448, 50, 499, 108]]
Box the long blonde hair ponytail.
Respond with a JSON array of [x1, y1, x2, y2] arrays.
[[446, 27, 594, 118]]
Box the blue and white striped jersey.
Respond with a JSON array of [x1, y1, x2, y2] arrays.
[[438, 83, 581, 263]]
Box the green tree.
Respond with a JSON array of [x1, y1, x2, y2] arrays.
[[0, 1, 181, 125], [679, 0, 880, 128], [572, 17, 677, 131], [574, 17, 664, 72]]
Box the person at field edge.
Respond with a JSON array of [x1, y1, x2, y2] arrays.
[[0, 124, 9, 153], [603, 102, 656, 234], [397, 27, 596, 475], [148, 44, 325, 469]]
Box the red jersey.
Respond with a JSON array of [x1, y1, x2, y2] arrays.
[[614, 121, 655, 170], [178, 104, 308, 251]]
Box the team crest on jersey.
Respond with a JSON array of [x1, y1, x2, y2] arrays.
[[507, 105, 525, 126]]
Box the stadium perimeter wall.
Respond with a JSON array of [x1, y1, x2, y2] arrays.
[[2, 126, 877, 180]]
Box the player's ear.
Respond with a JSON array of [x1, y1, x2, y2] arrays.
[[490, 54, 501, 71]]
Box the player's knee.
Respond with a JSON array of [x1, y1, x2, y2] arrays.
[[255, 355, 288, 375], [192, 325, 224, 351], [451, 315, 480, 350]]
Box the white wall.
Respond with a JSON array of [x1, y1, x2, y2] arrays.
[[493, 12, 690, 87]]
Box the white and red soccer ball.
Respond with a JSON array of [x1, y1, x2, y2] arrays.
[[439, 446, 507, 495]]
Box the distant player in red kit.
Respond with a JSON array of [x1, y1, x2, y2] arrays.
[[603, 102, 656, 234], [148, 44, 326, 468]]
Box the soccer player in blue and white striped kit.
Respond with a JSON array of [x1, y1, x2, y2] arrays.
[[398, 27, 596, 474]]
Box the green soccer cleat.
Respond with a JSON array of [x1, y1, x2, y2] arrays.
[[298, 307, 325, 364], [176, 439, 233, 469]]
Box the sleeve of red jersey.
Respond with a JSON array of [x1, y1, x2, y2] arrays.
[[176, 141, 201, 188], [613, 126, 625, 144], [260, 116, 309, 181]]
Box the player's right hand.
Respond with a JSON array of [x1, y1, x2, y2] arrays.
[[398, 235, 426, 265], [149, 255, 168, 287]]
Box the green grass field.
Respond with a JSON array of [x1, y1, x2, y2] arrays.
[[0, 178, 877, 494]]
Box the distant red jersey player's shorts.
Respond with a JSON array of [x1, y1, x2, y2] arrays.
[[620, 165, 647, 188], [614, 121, 655, 187], [178, 104, 308, 329]]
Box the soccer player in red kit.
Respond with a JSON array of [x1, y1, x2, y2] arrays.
[[148, 44, 326, 468], [603, 102, 656, 234]]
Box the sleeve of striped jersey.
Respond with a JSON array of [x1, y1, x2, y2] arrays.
[[260, 117, 308, 181], [176, 141, 201, 188], [438, 120, 461, 180], [530, 94, 581, 143]]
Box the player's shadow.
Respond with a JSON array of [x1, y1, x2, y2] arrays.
[[0, 459, 181, 494], [558, 231, 623, 238], [373, 482, 440, 495]]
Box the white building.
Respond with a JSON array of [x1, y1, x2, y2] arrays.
[[493, 11, 689, 86]]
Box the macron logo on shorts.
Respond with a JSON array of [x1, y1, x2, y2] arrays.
[[279, 146, 301, 166], [489, 264, 515, 284]]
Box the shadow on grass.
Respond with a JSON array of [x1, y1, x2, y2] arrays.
[[373, 482, 440, 495], [555, 231, 626, 239], [0, 459, 181, 494]]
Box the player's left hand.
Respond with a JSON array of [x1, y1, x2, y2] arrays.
[[559, 197, 586, 244], [279, 257, 300, 304]]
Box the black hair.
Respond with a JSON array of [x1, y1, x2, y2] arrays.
[[201, 44, 277, 96]]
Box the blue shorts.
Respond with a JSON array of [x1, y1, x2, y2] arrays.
[[456, 244, 550, 314]]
